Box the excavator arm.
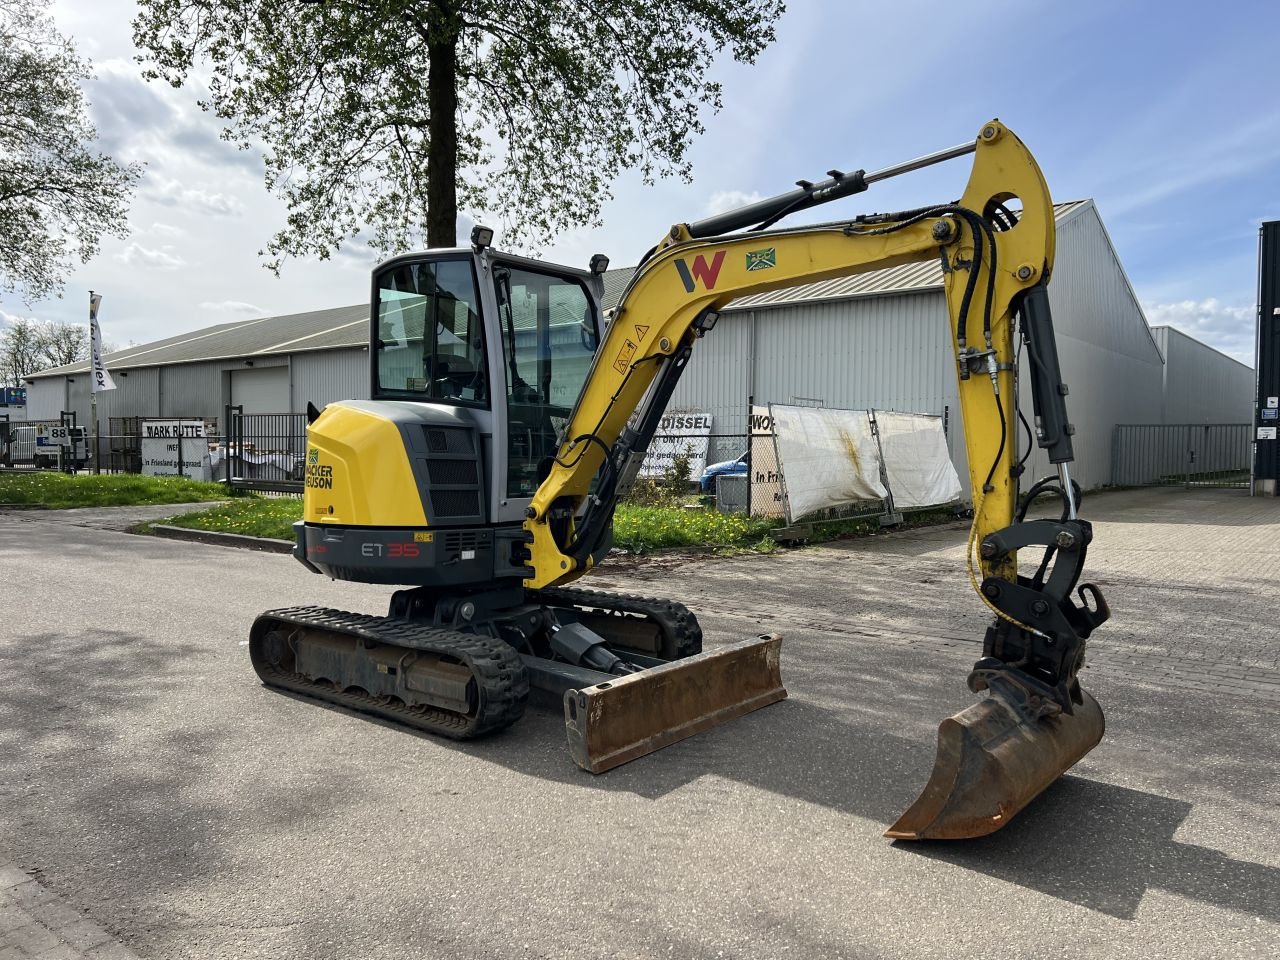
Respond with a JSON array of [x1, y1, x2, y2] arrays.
[[527, 121, 1110, 838], [526, 121, 1050, 583]]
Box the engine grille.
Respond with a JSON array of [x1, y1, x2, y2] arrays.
[[431, 490, 482, 518], [425, 428, 474, 454], [427, 459, 478, 486]]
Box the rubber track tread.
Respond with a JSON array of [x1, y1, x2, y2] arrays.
[[528, 586, 703, 659], [250, 606, 528, 739]]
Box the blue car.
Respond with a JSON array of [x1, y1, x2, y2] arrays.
[[699, 452, 748, 493]]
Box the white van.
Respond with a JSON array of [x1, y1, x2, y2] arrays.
[[2, 425, 65, 468]]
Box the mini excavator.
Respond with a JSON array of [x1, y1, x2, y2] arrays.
[[250, 121, 1110, 839]]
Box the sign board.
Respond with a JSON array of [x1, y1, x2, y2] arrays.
[[141, 419, 212, 480], [34, 423, 59, 450], [639, 411, 713, 479], [1258, 426, 1278, 441], [32, 424, 87, 465], [1269, 397, 1278, 409], [749, 405, 785, 518], [1264, 408, 1279, 421], [1, 387, 24, 406]]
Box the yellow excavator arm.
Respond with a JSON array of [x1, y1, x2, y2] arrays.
[[526, 120, 1051, 589], [525, 120, 1110, 839]]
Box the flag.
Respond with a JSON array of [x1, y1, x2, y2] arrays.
[[89, 291, 116, 392]]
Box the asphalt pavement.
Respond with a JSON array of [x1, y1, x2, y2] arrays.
[[0, 486, 1276, 959]]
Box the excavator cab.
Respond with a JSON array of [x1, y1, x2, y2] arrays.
[[252, 120, 1109, 841]]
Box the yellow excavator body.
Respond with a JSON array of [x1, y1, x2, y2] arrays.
[[250, 121, 1109, 840]]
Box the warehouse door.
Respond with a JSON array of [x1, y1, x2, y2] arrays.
[[230, 366, 289, 414]]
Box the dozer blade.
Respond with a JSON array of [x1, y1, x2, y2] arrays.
[[886, 688, 1104, 840], [564, 635, 785, 774]]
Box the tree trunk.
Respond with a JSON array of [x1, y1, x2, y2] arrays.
[[426, 25, 459, 248]]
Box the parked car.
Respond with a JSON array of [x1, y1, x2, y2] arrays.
[[699, 451, 748, 493]]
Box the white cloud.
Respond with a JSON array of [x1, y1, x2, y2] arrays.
[[200, 300, 264, 315], [704, 190, 765, 216], [1143, 298, 1256, 365], [150, 222, 185, 238], [147, 176, 245, 217], [115, 243, 187, 271]]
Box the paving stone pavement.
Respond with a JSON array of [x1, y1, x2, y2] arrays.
[[0, 863, 137, 959], [0, 482, 1276, 959]]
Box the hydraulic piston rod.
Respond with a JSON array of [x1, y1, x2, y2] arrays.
[[686, 138, 978, 238]]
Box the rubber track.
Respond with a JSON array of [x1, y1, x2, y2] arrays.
[[529, 586, 703, 659], [250, 606, 528, 739]]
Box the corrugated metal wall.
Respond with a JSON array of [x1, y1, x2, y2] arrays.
[[663, 291, 961, 470], [1014, 205, 1165, 490], [666, 311, 754, 435], [26, 377, 66, 420], [1153, 326, 1254, 423], [292, 349, 369, 410], [98, 367, 161, 422], [22, 350, 371, 435]]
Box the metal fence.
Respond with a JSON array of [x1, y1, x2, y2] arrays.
[[1111, 423, 1252, 488], [0, 414, 90, 471], [224, 408, 308, 493]]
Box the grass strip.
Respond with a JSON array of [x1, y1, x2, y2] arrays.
[[0, 472, 228, 509], [157, 497, 301, 539]]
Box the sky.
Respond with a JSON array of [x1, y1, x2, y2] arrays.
[[2, 0, 1277, 364]]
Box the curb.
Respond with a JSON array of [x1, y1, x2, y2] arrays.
[[150, 524, 294, 554]]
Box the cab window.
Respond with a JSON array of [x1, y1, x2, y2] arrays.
[[494, 266, 599, 497], [375, 258, 488, 406]]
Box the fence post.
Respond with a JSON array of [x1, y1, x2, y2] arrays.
[[745, 393, 754, 516], [1183, 425, 1191, 490]]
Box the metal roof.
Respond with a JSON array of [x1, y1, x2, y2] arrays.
[[602, 200, 1093, 312], [31, 304, 369, 378], [31, 202, 1093, 379]]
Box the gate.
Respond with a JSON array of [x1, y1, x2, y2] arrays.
[[224, 406, 308, 493], [104, 417, 143, 473], [1111, 424, 1251, 488]]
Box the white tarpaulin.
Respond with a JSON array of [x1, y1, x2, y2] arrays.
[[874, 411, 962, 508], [770, 404, 887, 522]]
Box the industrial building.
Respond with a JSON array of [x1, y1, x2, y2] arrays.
[[25, 199, 1253, 491]]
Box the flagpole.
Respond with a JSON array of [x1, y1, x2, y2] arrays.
[[89, 289, 98, 474]]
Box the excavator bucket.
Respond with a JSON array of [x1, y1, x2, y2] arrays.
[[886, 688, 1104, 840], [563, 635, 785, 773]]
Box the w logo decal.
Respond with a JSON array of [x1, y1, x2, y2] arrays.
[[675, 251, 726, 292]]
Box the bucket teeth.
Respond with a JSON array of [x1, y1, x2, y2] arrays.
[[886, 688, 1104, 840], [564, 635, 786, 774]]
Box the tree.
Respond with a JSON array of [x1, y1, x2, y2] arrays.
[[132, 0, 785, 266], [35, 319, 88, 367], [0, 316, 43, 385], [0, 1, 141, 304], [0, 316, 90, 384]]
